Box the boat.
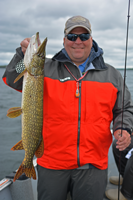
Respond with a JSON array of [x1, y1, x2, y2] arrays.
[[0, 138, 120, 200]]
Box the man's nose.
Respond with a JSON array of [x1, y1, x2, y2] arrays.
[[75, 36, 82, 43]]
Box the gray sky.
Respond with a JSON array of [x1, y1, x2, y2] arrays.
[[0, 0, 133, 68]]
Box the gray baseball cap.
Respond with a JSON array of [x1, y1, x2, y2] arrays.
[[64, 16, 92, 35]]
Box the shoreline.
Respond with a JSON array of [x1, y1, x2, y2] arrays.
[[0, 65, 133, 70], [0, 66, 6, 68]]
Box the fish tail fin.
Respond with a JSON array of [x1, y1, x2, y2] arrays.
[[35, 138, 44, 158], [7, 107, 22, 118], [13, 162, 36, 182], [14, 68, 27, 83], [11, 140, 24, 151]]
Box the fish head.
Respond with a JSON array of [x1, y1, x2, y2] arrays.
[[24, 32, 47, 76], [29, 37, 47, 76]]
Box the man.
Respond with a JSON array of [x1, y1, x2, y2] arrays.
[[105, 135, 133, 200], [2, 15, 133, 200]]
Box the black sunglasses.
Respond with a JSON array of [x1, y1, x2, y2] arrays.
[[65, 33, 91, 41]]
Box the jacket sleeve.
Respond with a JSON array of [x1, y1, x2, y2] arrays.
[[113, 71, 133, 134], [2, 47, 24, 92]]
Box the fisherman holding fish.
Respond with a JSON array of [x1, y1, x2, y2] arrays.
[[2, 16, 133, 200]]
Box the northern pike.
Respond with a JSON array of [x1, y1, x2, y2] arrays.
[[7, 32, 47, 182]]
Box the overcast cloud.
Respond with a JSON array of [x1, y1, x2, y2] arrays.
[[0, 0, 133, 68]]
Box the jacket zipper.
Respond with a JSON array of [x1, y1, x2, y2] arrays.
[[64, 64, 88, 167], [77, 81, 81, 166]]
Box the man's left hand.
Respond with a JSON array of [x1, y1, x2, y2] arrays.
[[114, 129, 131, 151]]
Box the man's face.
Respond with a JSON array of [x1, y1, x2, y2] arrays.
[[64, 27, 92, 66]]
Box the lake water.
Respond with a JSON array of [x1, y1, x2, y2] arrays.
[[0, 67, 133, 180]]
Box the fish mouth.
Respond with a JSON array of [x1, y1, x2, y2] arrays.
[[35, 32, 41, 47], [36, 36, 47, 59], [30, 35, 47, 75]]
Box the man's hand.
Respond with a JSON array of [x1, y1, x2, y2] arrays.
[[20, 38, 31, 55], [114, 129, 131, 151]]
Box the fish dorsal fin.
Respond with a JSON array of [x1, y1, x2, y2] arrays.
[[11, 140, 24, 151], [35, 139, 44, 158]]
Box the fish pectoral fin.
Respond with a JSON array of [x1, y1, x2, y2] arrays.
[[11, 140, 24, 151], [35, 139, 44, 158], [14, 68, 27, 83], [13, 162, 36, 182], [7, 107, 22, 118]]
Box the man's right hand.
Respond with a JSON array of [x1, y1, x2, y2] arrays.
[[20, 38, 31, 55]]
